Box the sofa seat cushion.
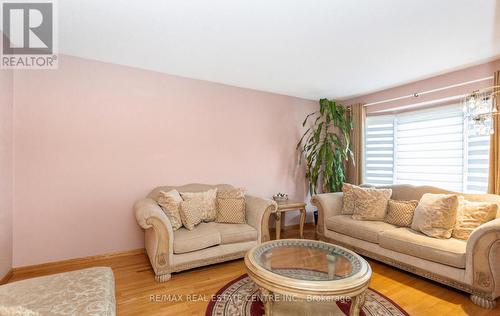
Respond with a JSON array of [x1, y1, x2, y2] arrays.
[[379, 227, 467, 268], [173, 223, 221, 254], [326, 215, 397, 243], [216, 223, 257, 244]]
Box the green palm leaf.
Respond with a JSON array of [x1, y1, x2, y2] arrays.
[[297, 98, 353, 194]]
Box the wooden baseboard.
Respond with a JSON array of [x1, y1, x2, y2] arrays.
[[271, 221, 315, 229], [283, 223, 315, 230], [12, 248, 145, 277], [0, 269, 13, 285], [273, 223, 316, 232]]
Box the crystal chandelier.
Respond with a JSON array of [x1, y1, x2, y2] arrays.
[[462, 86, 500, 135]]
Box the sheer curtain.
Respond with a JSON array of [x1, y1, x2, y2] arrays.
[[346, 103, 365, 185], [488, 70, 500, 194]]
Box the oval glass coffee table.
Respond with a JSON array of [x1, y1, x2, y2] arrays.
[[244, 239, 372, 316]]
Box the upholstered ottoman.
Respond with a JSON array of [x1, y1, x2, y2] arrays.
[[0, 267, 116, 316]]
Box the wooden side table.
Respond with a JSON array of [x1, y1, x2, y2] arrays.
[[274, 200, 306, 239]]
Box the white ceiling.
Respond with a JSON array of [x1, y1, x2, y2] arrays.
[[58, 0, 500, 100]]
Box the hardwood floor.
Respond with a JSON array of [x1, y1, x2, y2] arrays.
[[9, 224, 499, 316]]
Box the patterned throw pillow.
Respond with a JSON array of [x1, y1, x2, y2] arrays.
[[411, 193, 459, 239], [180, 188, 217, 222], [351, 186, 392, 221], [157, 189, 183, 230], [341, 183, 356, 215], [179, 199, 204, 230], [452, 198, 497, 240], [384, 200, 419, 227], [216, 188, 246, 224]]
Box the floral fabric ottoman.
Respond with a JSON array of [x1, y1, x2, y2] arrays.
[[0, 267, 115, 316]]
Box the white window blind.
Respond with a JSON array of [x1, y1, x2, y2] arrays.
[[364, 103, 490, 193], [466, 128, 490, 193], [395, 105, 464, 191], [365, 115, 394, 185]]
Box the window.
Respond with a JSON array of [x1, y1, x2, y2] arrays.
[[364, 103, 490, 193]]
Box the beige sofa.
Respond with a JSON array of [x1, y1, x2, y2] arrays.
[[312, 184, 500, 309], [134, 183, 277, 282]]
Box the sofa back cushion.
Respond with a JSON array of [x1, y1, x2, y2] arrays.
[[376, 184, 453, 201], [148, 183, 233, 201], [373, 184, 500, 218]]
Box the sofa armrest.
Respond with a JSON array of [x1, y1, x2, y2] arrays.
[[465, 217, 500, 300], [245, 195, 277, 243], [134, 198, 174, 274], [311, 192, 343, 236]]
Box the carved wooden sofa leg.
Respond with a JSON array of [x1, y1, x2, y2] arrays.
[[155, 273, 171, 283], [470, 294, 496, 309]]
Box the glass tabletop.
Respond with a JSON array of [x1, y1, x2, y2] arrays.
[[252, 240, 361, 281]]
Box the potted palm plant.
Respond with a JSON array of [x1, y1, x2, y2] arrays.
[[297, 98, 353, 223]]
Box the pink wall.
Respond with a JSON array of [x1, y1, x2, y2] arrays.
[[0, 69, 13, 278], [343, 59, 500, 112], [12, 55, 317, 267]]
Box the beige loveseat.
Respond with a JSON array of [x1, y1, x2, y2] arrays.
[[312, 184, 500, 309], [134, 183, 277, 282]]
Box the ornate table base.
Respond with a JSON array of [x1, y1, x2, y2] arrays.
[[258, 289, 367, 316]]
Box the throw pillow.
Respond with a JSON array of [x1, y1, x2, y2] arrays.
[[216, 188, 246, 224], [384, 199, 419, 227], [179, 199, 204, 230], [341, 183, 356, 215], [452, 197, 498, 240], [180, 188, 217, 222], [411, 193, 459, 239], [351, 186, 392, 221], [157, 189, 183, 230]]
